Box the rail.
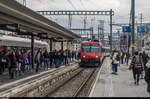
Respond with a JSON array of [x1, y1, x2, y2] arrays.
[[72, 69, 96, 97]]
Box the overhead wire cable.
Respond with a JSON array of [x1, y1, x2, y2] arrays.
[[67, 0, 84, 20]]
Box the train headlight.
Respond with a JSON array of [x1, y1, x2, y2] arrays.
[[96, 56, 99, 58], [83, 56, 86, 58]]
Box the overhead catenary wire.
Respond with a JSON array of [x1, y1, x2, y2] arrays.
[[67, 0, 84, 20]]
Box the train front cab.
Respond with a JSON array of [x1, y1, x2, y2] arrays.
[[80, 42, 102, 67], [80, 56, 101, 67]]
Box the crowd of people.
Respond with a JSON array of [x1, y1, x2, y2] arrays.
[[111, 49, 150, 95], [0, 48, 80, 79]]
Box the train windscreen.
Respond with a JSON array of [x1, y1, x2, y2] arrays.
[[82, 44, 99, 53]]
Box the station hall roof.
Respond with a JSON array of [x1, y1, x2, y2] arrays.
[[0, 0, 80, 40]]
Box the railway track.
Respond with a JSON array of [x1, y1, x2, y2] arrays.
[[47, 56, 107, 97], [47, 67, 99, 97], [0, 56, 107, 97], [72, 68, 97, 97]]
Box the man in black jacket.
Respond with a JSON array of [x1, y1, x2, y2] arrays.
[[0, 51, 2, 75], [142, 51, 149, 78], [0, 51, 7, 75], [9, 51, 17, 79], [145, 59, 150, 95]]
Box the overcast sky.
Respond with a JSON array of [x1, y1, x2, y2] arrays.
[[18, 0, 150, 34]]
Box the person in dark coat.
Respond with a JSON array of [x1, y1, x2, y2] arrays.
[[142, 51, 149, 77], [16, 50, 23, 76], [49, 51, 53, 68], [9, 51, 17, 79], [145, 58, 150, 95], [28, 52, 32, 72], [0, 52, 3, 75], [43, 50, 49, 70], [125, 51, 130, 66], [35, 49, 42, 73], [0, 51, 7, 75], [63, 50, 68, 65], [7, 50, 12, 76], [55, 51, 60, 68]]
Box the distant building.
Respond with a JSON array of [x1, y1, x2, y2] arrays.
[[120, 34, 128, 51], [145, 23, 150, 50]]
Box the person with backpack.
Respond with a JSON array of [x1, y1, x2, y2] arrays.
[[111, 50, 120, 75], [129, 51, 143, 85]]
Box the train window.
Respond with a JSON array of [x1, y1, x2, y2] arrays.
[[82, 44, 99, 53]]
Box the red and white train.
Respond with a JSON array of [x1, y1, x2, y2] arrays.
[[80, 41, 103, 67]]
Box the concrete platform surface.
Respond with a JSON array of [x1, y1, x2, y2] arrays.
[[0, 61, 78, 92], [90, 57, 150, 97]]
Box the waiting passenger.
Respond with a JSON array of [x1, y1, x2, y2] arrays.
[[142, 51, 149, 78], [0, 51, 7, 75], [55, 51, 61, 68], [21, 50, 26, 73], [7, 50, 12, 76], [35, 49, 41, 72], [22, 51, 28, 73], [9, 51, 17, 79], [145, 58, 150, 95], [63, 50, 68, 65], [111, 50, 120, 75], [129, 51, 143, 85], [60, 50, 64, 65], [49, 51, 54, 68], [43, 49, 49, 70], [68, 50, 71, 64], [16, 50, 23, 76], [28, 52, 32, 72]]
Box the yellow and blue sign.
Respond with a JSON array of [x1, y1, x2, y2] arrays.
[[131, 43, 135, 47]]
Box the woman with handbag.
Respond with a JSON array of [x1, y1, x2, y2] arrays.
[[112, 50, 120, 75]]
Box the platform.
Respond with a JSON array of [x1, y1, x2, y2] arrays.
[[90, 57, 150, 97], [0, 62, 77, 92]]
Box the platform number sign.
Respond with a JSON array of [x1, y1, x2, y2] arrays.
[[137, 26, 148, 33], [122, 26, 131, 33]]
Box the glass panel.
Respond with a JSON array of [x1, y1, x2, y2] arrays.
[[82, 44, 99, 53]]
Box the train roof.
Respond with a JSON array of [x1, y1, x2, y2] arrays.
[[0, 34, 48, 47], [81, 41, 102, 45]]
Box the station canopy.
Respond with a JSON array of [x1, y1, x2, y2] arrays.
[[0, 0, 80, 40]]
